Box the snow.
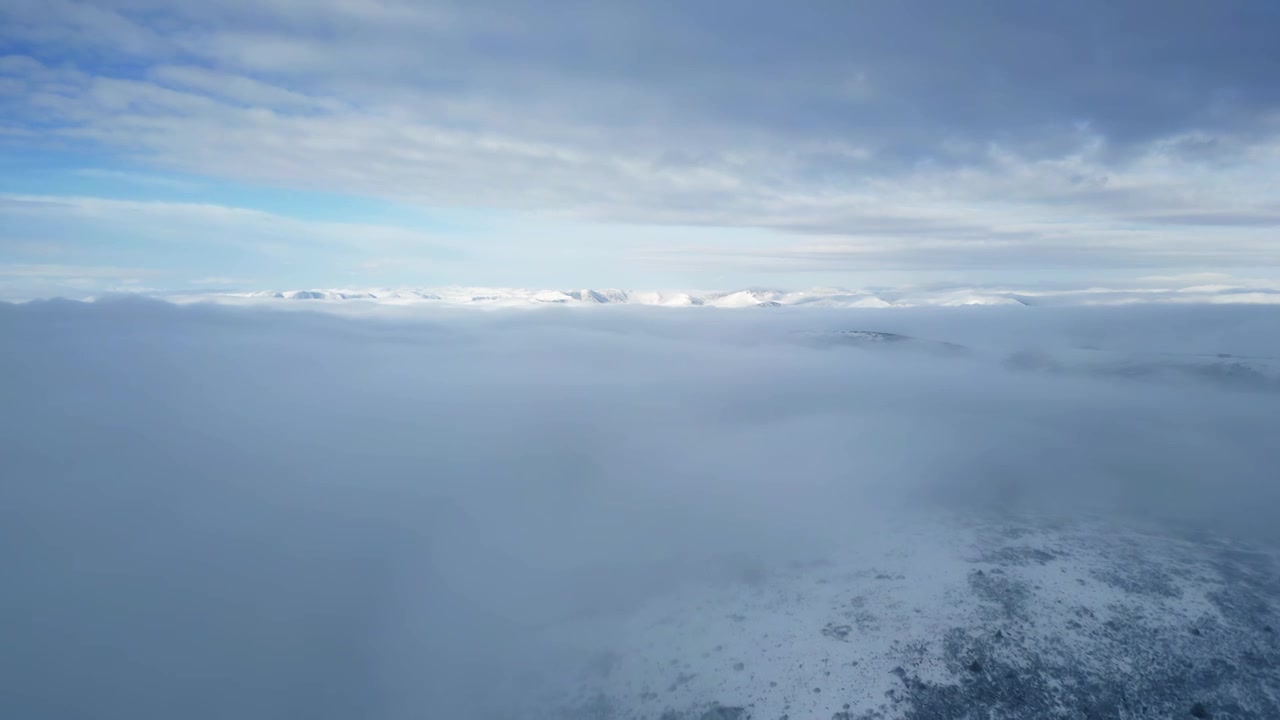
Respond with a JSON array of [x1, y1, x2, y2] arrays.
[[518, 511, 1280, 719]]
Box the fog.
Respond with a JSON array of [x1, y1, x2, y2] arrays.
[[2, 298, 1278, 719]]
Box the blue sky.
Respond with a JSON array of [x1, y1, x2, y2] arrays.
[[3, 1, 1280, 297]]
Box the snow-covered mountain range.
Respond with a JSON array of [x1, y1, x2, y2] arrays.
[[229, 287, 918, 308], [165, 282, 1280, 309]]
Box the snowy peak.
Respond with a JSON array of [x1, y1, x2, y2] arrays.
[[567, 288, 630, 304]]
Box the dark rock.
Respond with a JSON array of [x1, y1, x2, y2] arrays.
[[968, 660, 983, 674], [980, 546, 1058, 566], [700, 706, 747, 720], [668, 672, 696, 692], [822, 623, 853, 641], [1190, 702, 1210, 718], [969, 568, 1032, 620]]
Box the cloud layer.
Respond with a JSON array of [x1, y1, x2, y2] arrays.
[[3, 299, 1279, 717]]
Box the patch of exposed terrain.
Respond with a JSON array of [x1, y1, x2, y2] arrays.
[[524, 513, 1280, 719]]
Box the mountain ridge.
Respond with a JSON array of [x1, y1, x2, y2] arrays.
[[149, 283, 1280, 308]]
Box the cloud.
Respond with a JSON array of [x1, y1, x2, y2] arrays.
[[0, 263, 159, 297], [147, 64, 340, 112], [71, 167, 205, 191], [2, 299, 1280, 717], [4, 3, 1280, 272], [0, 193, 465, 296]]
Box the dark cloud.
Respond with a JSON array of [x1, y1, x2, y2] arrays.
[[141, 0, 1280, 155], [9, 1, 1280, 161]]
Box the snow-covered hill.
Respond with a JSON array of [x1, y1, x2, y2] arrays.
[[520, 511, 1280, 720]]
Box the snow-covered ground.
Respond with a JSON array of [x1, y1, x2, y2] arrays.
[[519, 511, 1280, 720]]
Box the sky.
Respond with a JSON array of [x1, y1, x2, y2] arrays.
[[3, 1, 1280, 296]]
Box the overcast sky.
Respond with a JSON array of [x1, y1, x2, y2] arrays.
[[3, 1, 1280, 294]]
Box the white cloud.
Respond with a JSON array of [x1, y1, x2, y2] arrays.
[[0, 192, 454, 250], [0, 262, 160, 299], [0, 193, 466, 297], [148, 64, 341, 112], [4, 2, 1280, 275], [4, 49, 1278, 270], [71, 168, 204, 191]]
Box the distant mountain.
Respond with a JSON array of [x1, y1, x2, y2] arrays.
[[217, 286, 1025, 308], [156, 281, 1280, 309]]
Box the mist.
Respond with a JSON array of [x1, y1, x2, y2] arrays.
[[2, 299, 1278, 718]]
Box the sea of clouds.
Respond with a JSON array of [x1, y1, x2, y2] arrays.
[[2, 298, 1278, 718]]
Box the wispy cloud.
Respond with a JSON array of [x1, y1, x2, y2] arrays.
[[0, 262, 160, 299], [0, 193, 460, 252], [71, 168, 204, 191], [0, 193, 467, 296]]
